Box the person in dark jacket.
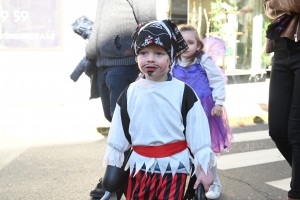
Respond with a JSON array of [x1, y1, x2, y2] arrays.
[[70, 16, 99, 99], [85, 0, 157, 199], [85, 0, 157, 122], [264, 1, 300, 199], [70, 56, 99, 99]]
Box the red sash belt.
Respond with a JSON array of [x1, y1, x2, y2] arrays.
[[132, 141, 187, 158]]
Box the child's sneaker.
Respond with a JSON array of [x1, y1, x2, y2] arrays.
[[206, 181, 222, 199]]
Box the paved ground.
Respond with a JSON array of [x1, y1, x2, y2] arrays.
[[1, 80, 293, 200], [0, 123, 291, 200]]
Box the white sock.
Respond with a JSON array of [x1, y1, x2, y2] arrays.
[[211, 164, 220, 184]]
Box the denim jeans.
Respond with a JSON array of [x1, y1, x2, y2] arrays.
[[269, 38, 300, 198], [97, 65, 139, 122]]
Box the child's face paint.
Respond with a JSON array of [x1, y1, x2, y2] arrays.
[[137, 44, 170, 82], [160, 59, 169, 73]]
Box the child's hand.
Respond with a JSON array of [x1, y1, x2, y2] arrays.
[[193, 167, 213, 192], [211, 105, 223, 116]]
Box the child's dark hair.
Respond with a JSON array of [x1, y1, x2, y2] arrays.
[[178, 24, 204, 67]]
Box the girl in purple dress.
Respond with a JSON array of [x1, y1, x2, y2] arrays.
[[172, 24, 233, 200]]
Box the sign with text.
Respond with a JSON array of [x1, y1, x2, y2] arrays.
[[0, 0, 61, 50]]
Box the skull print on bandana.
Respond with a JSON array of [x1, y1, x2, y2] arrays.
[[131, 19, 189, 63]]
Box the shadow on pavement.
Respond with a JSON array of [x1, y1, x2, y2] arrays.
[[231, 122, 268, 133]]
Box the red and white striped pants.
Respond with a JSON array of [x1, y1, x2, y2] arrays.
[[126, 169, 187, 200]]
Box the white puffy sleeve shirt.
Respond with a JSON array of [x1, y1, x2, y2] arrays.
[[200, 54, 226, 105], [103, 77, 215, 176]]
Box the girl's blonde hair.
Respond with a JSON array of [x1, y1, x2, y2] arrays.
[[177, 24, 204, 67]]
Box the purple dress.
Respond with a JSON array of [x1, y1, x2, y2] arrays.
[[172, 59, 232, 154]]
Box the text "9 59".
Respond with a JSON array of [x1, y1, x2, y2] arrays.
[[1, 11, 29, 22]]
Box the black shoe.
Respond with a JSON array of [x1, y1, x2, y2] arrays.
[[90, 178, 106, 199]]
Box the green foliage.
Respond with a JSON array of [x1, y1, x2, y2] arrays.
[[261, 16, 273, 67], [210, 0, 238, 32]]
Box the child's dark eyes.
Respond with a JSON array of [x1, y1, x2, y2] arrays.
[[138, 51, 166, 56], [139, 51, 147, 55]]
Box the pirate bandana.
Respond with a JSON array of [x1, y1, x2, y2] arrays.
[[131, 19, 188, 63]]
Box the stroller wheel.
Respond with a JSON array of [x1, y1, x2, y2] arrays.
[[194, 183, 207, 200]]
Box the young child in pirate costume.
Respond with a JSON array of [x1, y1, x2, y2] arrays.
[[102, 19, 216, 199]]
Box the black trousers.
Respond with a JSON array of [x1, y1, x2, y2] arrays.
[[269, 38, 300, 198]]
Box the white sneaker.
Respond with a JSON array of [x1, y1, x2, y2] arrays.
[[206, 181, 222, 199]]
